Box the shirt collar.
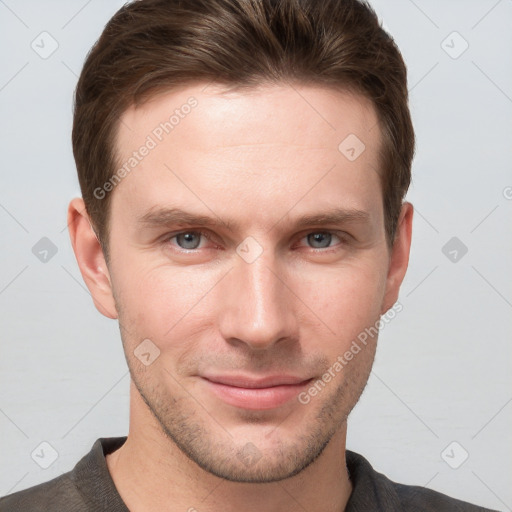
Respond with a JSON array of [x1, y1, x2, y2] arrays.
[[71, 437, 402, 511]]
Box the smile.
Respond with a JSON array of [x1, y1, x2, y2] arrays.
[[200, 374, 314, 410]]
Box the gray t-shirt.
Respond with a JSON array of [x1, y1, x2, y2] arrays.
[[0, 436, 498, 511]]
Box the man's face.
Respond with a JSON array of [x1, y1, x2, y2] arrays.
[[102, 83, 401, 482]]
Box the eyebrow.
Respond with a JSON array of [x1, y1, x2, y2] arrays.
[[138, 206, 371, 233]]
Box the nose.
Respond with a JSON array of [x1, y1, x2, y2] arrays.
[[217, 248, 298, 351]]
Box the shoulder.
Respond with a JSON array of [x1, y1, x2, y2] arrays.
[[393, 481, 497, 512], [345, 450, 498, 512], [0, 436, 127, 512], [0, 471, 86, 511]]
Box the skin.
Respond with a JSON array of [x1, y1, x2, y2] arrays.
[[68, 82, 413, 512]]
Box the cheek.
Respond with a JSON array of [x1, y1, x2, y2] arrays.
[[113, 259, 223, 343], [294, 260, 387, 345], [112, 244, 388, 358]]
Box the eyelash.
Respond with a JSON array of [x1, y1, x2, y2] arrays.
[[162, 229, 350, 253]]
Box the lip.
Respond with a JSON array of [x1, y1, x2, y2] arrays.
[[200, 374, 313, 410]]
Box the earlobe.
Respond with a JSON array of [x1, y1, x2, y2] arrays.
[[380, 202, 414, 315], [67, 197, 118, 319]]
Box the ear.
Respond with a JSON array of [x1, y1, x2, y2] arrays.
[[67, 197, 118, 319], [381, 201, 414, 314]]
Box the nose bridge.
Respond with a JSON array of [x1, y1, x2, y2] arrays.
[[219, 246, 296, 349]]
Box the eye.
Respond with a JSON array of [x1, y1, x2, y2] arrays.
[[301, 231, 348, 250], [162, 229, 350, 254], [167, 230, 210, 250]]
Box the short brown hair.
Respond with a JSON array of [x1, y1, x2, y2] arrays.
[[72, 0, 415, 262]]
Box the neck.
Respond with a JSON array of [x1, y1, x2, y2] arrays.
[[106, 381, 353, 512]]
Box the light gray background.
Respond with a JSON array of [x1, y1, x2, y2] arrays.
[[1, 0, 511, 510]]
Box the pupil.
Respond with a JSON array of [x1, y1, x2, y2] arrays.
[[178, 232, 200, 249], [309, 232, 331, 248]]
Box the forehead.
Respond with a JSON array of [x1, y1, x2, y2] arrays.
[[111, 82, 383, 230], [118, 82, 380, 154]]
